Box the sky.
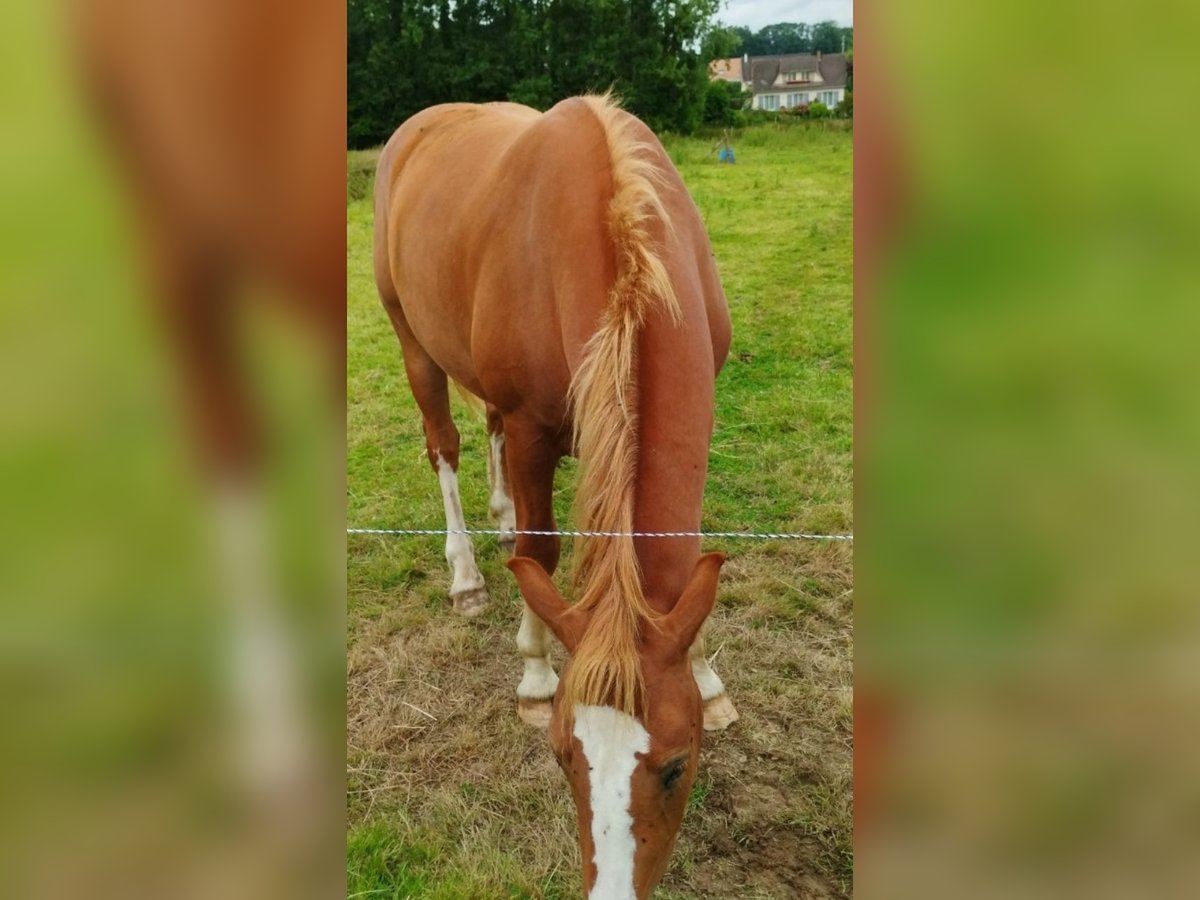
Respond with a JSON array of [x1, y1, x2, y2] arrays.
[[714, 0, 853, 32]]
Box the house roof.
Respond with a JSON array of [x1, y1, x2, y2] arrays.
[[747, 53, 848, 93], [708, 56, 743, 81]]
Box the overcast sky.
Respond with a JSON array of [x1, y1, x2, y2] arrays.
[[715, 0, 853, 32]]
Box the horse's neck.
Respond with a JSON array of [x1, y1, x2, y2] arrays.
[[632, 303, 716, 615]]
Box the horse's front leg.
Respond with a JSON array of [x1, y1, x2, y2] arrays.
[[690, 630, 739, 731], [502, 417, 562, 727]]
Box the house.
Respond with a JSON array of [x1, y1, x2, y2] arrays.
[[709, 52, 849, 111], [707, 56, 743, 83]]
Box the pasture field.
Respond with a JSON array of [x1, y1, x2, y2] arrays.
[[347, 122, 853, 898]]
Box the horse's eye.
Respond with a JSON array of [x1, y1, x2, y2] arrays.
[[662, 759, 686, 790]]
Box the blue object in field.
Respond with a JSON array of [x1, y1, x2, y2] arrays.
[[718, 147, 736, 164]]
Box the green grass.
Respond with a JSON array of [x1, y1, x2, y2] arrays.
[[347, 121, 852, 898]]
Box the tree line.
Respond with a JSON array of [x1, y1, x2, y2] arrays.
[[348, 1, 851, 148], [724, 21, 852, 57], [349, 0, 721, 147]]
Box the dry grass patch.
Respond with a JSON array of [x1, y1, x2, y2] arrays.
[[347, 541, 851, 898]]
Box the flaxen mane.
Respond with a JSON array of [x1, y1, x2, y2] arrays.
[[562, 94, 681, 717]]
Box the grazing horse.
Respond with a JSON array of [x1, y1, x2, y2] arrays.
[[374, 95, 736, 897]]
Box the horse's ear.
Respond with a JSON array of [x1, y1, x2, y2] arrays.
[[663, 552, 726, 654], [507, 557, 586, 653]]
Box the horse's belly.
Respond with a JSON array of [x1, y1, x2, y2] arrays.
[[396, 290, 480, 388]]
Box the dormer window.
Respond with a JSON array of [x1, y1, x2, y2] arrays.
[[786, 70, 811, 83]]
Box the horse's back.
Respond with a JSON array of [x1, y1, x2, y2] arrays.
[[374, 104, 542, 340], [373, 97, 728, 425], [469, 99, 625, 418], [374, 100, 613, 417], [374, 101, 540, 244]]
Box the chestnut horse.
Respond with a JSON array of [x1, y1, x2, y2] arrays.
[[374, 95, 736, 897]]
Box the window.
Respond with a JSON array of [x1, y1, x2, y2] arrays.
[[760, 94, 779, 111], [786, 70, 811, 82], [821, 91, 838, 108]]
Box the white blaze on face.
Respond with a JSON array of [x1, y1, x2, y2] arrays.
[[573, 705, 651, 900]]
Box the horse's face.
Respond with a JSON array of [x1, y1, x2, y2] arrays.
[[510, 553, 725, 899], [549, 649, 703, 898]]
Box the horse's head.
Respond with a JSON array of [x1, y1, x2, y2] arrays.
[[509, 553, 725, 899]]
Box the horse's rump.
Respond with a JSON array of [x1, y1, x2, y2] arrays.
[[375, 98, 687, 419]]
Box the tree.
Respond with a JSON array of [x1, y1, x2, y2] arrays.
[[704, 19, 853, 61], [729, 25, 753, 54], [756, 22, 811, 55], [703, 79, 746, 126], [349, 0, 781, 147], [700, 24, 742, 63], [811, 20, 845, 54]]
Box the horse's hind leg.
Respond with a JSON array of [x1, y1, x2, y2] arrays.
[[690, 631, 739, 731], [485, 404, 517, 554], [382, 307, 488, 616]]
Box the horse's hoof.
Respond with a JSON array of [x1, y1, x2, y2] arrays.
[[703, 694, 739, 731], [451, 586, 489, 617], [517, 698, 553, 728]]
